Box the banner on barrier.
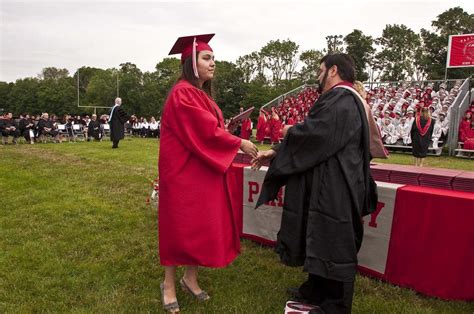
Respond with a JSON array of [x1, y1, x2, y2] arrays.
[[242, 166, 403, 276], [446, 34, 474, 68], [243, 166, 284, 242]]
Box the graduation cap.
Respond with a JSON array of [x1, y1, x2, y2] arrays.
[[169, 33, 215, 78]]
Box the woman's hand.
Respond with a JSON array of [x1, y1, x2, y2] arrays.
[[240, 139, 258, 159], [251, 149, 277, 170]]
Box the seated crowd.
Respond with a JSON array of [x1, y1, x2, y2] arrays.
[[366, 81, 464, 150], [0, 111, 161, 144], [246, 81, 470, 152]]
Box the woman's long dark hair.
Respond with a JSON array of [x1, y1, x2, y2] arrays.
[[178, 52, 214, 98]]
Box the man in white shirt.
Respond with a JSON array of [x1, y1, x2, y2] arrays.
[[396, 117, 411, 145], [432, 112, 449, 149], [381, 118, 398, 144]]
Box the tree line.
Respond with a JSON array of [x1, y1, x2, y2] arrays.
[[0, 7, 472, 119]]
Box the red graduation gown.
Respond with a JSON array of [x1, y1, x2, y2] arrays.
[[256, 115, 267, 142], [158, 80, 241, 267], [240, 118, 252, 140], [270, 118, 282, 143]]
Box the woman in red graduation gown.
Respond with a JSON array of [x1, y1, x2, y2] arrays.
[[256, 110, 267, 144], [158, 34, 258, 313], [240, 117, 252, 140], [269, 110, 282, 145]]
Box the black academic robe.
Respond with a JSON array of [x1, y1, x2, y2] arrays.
[[88, 120, 101, 139], [109, 106, 129, 141], [256, 86, 376, 283], [410, 116, 434, 158]]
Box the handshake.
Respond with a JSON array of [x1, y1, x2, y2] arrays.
[[239, 139, 277, 171]]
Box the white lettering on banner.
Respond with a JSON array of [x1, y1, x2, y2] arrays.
[[243, 167, 284, 241], [242, 166, 403, 276]]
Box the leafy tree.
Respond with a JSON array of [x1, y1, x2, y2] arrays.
[[213, 61, 247, 118], [86, 69, 117, 108], [36, 77, 76, 115], [260, 39, 299, 84], [375, 24, 421, 81], [151, 57, 181, 116], [325, 35, 344, 54], [0, 82, 13, 112], [38, 67, 69, 80], [7, 78, 40, 114], [344, 30, 375, 81], [118, 62, 143, 115], [298, 49, 324, 84], [432, 7, 474, 37], [419, 7, 474, 79], [141, 71, 163, 118], [236, 52, 264, 83]]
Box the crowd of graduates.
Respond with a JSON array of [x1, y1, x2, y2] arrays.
[[2, 81, 473, 152], [253, 87, 319, 144], [0, 110, 161, 144], [235, 82, 474, 153]]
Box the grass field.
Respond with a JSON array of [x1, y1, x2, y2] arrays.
[[1, 138, 473, 313]]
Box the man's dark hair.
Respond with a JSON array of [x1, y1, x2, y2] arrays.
[[320, 53, 356, 83]]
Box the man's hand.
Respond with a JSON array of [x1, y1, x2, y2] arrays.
[[251, 149, 277, 170], [240, 139, 258, 159]]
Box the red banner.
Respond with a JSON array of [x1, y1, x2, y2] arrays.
[[446, 34, 474, 68]]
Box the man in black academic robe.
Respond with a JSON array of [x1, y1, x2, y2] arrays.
[[109, 97, 129, 148], [19, 113, 35, 144], [0, 112, 21, 144], [87, 114, 101, 141], [253, 54, 376, 314]]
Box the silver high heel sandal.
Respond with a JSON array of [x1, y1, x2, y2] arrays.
[[160, 282, 180, 313], [179, 278, 210, 301]]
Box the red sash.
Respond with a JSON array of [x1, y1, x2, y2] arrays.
[[415, 114, 432, 136]]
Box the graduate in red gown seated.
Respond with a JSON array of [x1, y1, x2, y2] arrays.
[[463, 120, 474, 150], [256, 109, 267, 144], [458, 111, 472, 142], [158, 34, 258, 313]]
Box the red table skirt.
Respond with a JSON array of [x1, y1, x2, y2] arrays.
[[385, 185, 474, 300]]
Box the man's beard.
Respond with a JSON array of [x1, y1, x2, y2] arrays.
[[317, 71, 329, 94]]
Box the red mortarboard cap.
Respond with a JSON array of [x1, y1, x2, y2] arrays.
[[168, 33, 215, 64]]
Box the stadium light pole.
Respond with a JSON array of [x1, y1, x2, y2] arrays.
[[77, 69, 80, 108], [117, 73, 119, 97]]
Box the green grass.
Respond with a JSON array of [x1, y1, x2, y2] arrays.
[[1, 138, 473, 313]]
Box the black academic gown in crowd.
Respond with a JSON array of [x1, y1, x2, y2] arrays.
[[109, 105, 129, 142], [0, 118, 20, 137], [410, 116, 434, 158], [19, 118, 34, 140], [256, 86, 376, 284], [88, 120, 101, 139]]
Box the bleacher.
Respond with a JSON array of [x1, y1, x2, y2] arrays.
[[254, 79, 473, 159]]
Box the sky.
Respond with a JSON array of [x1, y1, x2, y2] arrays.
[[0, 0, 472, 82]]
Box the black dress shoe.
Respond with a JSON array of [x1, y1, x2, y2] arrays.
[[287, 287, 320, 306], [287, 287, 306, 300], [309, 306, 325, 313]]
